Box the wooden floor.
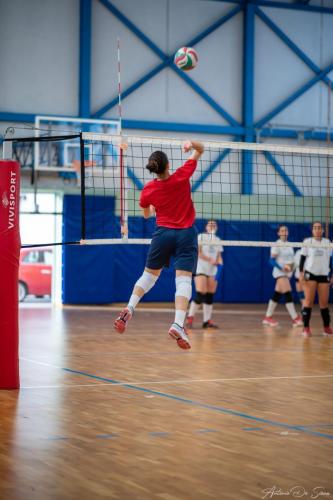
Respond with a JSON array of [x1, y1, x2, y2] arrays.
[[1, 303, 333, 500]]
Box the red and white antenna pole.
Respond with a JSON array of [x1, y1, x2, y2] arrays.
[[117, 38, 128, 238], [117, 38, 123, 133]]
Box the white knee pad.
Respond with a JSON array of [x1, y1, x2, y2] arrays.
[[175, 275, 192, 301], [135, 271, 158, 293]]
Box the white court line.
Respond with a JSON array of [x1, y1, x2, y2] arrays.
[[20, 357, 62, 369], [62, 305, 269, 315], [21, 383, 116, 389], [20, 373, 333, 390]]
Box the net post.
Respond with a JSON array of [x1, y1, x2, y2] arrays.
[[0, 160, 21, 389], [80, 132, 86, 240]]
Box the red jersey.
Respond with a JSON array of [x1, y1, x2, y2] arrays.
[[139, 159, 197, 229]]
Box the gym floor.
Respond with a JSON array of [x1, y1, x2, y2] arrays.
[[1, 304, 333, 500]]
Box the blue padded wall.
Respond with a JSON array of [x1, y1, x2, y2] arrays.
[[62, 195, 329, 304]]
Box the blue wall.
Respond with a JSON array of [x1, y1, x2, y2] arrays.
[[62, 194, 325, 305]]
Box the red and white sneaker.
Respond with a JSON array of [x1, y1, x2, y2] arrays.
[[302, 327, 312, 338], [323, 326, 333, 337], [262, 317, 278, 327], [114, 306, 133, 333], [186, 315, 194, 329], [292, 316, 303, 327], [168, 323, 191, 350]]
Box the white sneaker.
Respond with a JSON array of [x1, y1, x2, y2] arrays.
[[292, 316, 303, 327], [168, 323, 191, 350], [262, 317, 278, 327]]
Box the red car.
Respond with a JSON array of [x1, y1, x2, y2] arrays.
[[19, 248, 52, 302]]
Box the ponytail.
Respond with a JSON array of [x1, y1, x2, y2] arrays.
[[146, 151, 168, 175]]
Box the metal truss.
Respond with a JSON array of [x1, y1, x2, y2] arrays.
[[1, 0, 333, 195]]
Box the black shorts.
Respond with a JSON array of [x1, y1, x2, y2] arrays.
[[304, 271, 330, 283]]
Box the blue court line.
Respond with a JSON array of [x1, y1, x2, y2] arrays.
[[298, 424, 333, 429], [96, 433, 118, 439], [242, 427, 263, 431], [46, 436, 69, 441], [148, 432, 171, 437], [63, 368, 333, 441], [196, 428, 218, 434]]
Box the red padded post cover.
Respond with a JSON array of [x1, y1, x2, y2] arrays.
[[0, 161, 20, 389]]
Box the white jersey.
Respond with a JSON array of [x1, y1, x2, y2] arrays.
[[271, 240, 294, 279], [294, 249, 302, 280], [301, 238, 332, 276], [196, 233, 223, 277]]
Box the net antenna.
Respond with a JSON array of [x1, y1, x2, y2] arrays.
[[325, 82, 332, 239], [3, 127, 15, 159], [117, 37, 129, 239]]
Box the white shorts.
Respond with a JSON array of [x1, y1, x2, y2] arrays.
[[196, 259, 217, 277]]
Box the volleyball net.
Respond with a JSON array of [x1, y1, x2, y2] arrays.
[[4, 130, 333, 248], [80, 132, 333, 248]]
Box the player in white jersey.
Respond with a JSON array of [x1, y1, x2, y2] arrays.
[[262, 225, 302, 327], [299, 221, 333, 338], [294, 249, 305, 308], [186, 220, 223, 329]]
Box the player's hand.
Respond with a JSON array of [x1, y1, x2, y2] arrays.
[[284, 264, 291, 272], [299, 271, 304, 283], [183, 141, 193, 153]]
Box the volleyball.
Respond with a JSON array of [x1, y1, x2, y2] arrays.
[[174, 47, 198, 71]]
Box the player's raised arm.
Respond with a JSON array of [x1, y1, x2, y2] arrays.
[[183, 140, 204, 161]]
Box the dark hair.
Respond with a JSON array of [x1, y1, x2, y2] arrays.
[[146, 151, 169, 175], [312, 221, 322, 229], [277, 224, 288, 231]]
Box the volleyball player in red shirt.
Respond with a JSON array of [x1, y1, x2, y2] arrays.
[[114, 140, 204, 349]]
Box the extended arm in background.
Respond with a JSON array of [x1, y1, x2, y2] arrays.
[[299, 254, 307, 282], [269, 256, 282, 270], [198, 245, 213, 264]]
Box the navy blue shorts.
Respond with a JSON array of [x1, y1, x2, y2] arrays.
[[146, 226, 198, 273]]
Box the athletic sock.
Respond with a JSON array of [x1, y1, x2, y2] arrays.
[[266, 300, 278, 318], [128, 294, 140, 311], [285, 302, 298, 320], [320, 308, 330, 328], [203, 304, 213, 323], [188, 300, 199, 318], [175, 310, 186, 328], [302, 307, 312, 328]]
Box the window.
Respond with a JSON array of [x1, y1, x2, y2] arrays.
[[22, 251, 39, 263], [43, 251, 53, 265]]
